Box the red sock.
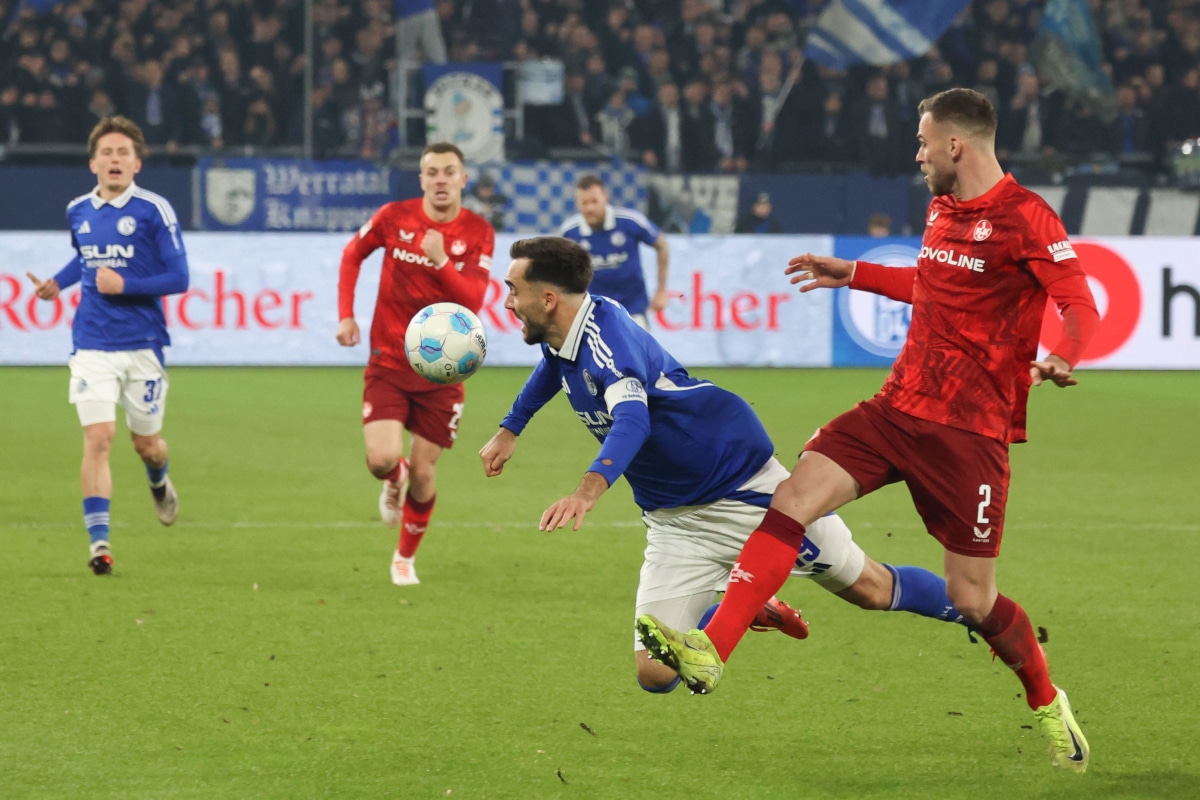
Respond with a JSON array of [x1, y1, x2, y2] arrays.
[[978, 593, 1057, 710], [705, 508, 806, 661], [383, 462, 404, 484], [397, 493, 435, 558]]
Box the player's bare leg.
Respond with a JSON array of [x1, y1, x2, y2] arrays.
[[132, 431, 176, 525], [945, 551, 1088, 770], [394, 433, 443, 569], [364, 419, 405, 524], [81, 422, 115, 574]]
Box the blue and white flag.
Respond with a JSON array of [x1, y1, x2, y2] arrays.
[[1034, 0, 1117, 122], [804, 0, 970, 71]]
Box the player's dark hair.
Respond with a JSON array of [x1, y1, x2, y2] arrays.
[[575, 174, 606, 192], [87, 115, 145, 158], [510, 237, 592, 294], [421, 141, 465, 165], [917, 88, 998, 137]]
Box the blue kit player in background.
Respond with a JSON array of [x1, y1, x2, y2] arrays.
[[479, 237, 968, 693], [27, 115, 189, 576], [559, 175, 669, 330]]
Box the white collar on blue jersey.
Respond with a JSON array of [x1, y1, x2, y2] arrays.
[[89, 181, 137, 209], [547, 293, 595, 362], [577, 205, 616, 236]]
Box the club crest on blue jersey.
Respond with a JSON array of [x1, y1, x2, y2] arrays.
[[610, 231, 625, 246], [117, 216, 137, 235], [582, 370, 598, 396]]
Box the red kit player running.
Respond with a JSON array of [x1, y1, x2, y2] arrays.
[[337, 142, 494, 586], [638, 89, 1100, 772]]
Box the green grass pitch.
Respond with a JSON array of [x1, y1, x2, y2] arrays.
[[1, 365, 1197, 799]]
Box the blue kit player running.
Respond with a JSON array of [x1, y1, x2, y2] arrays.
[[479, 237, 966, 693], [559, 174, 669, 330], [28, 116, 189, 576]]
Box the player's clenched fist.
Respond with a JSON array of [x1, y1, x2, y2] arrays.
[[479, 428, 517, 477], [336, 317, 360, 346], [95, 266, 125, 294], [26, 272, 60, 300], [421, 228, 447, 267]]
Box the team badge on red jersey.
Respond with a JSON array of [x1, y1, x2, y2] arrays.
[[973, 220, 993, 241], [362, 401, 373, 419], [450, 239, 467, 256]]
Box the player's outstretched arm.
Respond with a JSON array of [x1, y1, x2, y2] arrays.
[[539, 472, 609, 532], [785, 254, 856, 293], [1030, 354, 1078, 388], [26, 272, 60, 300], [480, 427, 518, 477]]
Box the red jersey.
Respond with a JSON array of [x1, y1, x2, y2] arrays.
[[856, 174, 1095, 444], [339, 199, 494, 387]]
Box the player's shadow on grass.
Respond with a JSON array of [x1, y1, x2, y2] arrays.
[[1030, 771, 1200, 799]]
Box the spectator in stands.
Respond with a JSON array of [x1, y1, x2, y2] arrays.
[[681, 79, 719, 171], [215, 46, 253, 146], [618, 66, 651, 118], [595, 87, 635, 160], [463, 172, 508, 231], [711, 79, 751, 172], [867, 212, 892, 237], [396, 0, 446, 65], [199, 93, 224, 148], [849, 71, 907, 175], [735, 192, 782, 233], [0, 85, 20, 145], [998, 66, 1064, 161], [126, 60, 180, 151], [808, 90, 853, 163], [633, 81, 684, 172]]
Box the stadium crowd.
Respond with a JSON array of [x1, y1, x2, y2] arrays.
[[3, 0, 1200, 173]]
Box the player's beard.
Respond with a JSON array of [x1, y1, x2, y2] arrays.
[[518, 314, 548, 345], [924, 168, 955, 197]]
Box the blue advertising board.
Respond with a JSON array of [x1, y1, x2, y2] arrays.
[[831, 236, 921, 367], [197, 158, 418, 232]]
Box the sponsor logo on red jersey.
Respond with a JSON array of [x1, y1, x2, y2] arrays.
[[1047, 240, 1077, 262], [919, 246, 985, 273]]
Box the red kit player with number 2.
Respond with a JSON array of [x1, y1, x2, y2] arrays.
[[637, 89, 1100, 772], [337, 142, 494, 586]]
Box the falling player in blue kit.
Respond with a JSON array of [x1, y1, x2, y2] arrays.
[[559, 174, 668, 330], [479, 237, 967, 693], [28, 116, 189, 575]]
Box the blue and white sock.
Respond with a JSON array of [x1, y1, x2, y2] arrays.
[[83, 496, 110, 550], [147, 459, 168, 499], [884, 564, 966, 625]]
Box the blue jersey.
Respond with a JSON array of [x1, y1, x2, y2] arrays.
[[501, 295, 775, 511], [54, 183, 189, 356], [559, 205, 660, 315]]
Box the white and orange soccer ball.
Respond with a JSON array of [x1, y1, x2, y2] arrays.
[[404, 302, 487, 384]]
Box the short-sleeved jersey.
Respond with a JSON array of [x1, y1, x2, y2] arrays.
[[63, 183, 188, 354], [559, 205, 660, 314], [339, 199, 494, 389], [501, 294, 775, 511], [881, 174, 1088, 443]]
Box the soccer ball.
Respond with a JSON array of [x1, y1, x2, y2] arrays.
[[404, 302, 487, 384]]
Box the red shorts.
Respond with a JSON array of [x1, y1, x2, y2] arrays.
[[362, 365, 465, 449], [804, 397, 1011, 558]]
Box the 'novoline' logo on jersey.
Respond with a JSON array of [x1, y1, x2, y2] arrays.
[[390, 247, 436, 267], [1047, 240, 1077, 262], [919, 246, 985, 273]]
